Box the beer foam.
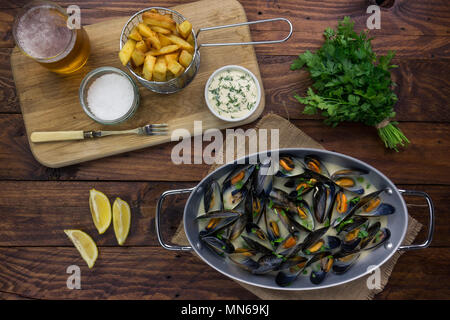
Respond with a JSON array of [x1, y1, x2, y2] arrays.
[[16, 5, 73, 59]]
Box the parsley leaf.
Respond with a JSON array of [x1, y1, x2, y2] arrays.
[[291, 17, 409, 151]]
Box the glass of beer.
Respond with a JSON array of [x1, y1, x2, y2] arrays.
[[13, 0, 90, 74]]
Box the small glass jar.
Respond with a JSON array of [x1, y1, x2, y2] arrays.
[[79, 66, 140, 125]]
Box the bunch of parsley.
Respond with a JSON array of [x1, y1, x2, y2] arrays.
[[291, 17, 409, 151]]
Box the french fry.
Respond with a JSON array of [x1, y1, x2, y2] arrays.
[[164, 51, 180, 64], [131, 49, 145, 67], [167, 60, 185, 77], [142, 12, 176, 31], [122, 13, 194, 82], [153, 56, 167, 81], [137, 23, 154, 38], [135, 40, 147, 52], [128, 27, 142, 41], [137, 24, 161, 50], [142, 55, 156, 80], [150, 25, 171, 35], [158, 33, 173, 47], [118, 39, 136, 66], [146, 44, 180, 56], [177, 20, 192, 39], [178, 49, 193, 68], [166, 34, 194, 52], [186, 33, 195, 47]]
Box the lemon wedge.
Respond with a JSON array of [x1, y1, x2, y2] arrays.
[[89, 188, 112, 234], [64, 229, 98, 269], [113, 197, 131, 245]]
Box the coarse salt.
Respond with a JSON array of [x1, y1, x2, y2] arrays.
[[87, 73, 134, 121]]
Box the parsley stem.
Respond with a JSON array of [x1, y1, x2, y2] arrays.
[[377, 122, 410, 152]]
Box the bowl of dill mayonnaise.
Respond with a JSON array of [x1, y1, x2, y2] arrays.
[[205, 65, 261, 122]]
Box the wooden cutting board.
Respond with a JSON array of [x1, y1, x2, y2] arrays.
[[10, 0, 265, 168]]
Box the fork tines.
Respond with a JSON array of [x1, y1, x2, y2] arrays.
[[143, 124, 169, 136]]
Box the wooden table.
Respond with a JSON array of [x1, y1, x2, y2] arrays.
[[0, 0, 448, 300]]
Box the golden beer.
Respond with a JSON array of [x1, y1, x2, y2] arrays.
[[13, 1, 90, 74]]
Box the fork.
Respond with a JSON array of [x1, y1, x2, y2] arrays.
[[30, 124, 169, 143]]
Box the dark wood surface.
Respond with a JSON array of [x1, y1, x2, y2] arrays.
[[0, 0, 449, 300]]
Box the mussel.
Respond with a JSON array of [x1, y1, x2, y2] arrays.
[[275, 256, 309, 287], [246, 222, 269, 242], [332, 250, 360, 275], [288, 177, 318, 198], [331, 169, 369, 195], [270, 189, 315, 231], [361, 224, 391, 251], [339, 217, 369, 252], [333, 189, 386, 229], [241, 235, 272, 255], [310, 252, 334, 285], [357, 198, 395, 217], [313, 183, 337, 224], [222, 165, 254, 210], [228, 255, 260, 273], [204, 180, 223, 213], [199, 214, 241, 238], [301, 227, 340, 254], [253, 254, 284, 275], [276, 155, 305, 177], [201, 236, 235, 255], [265, 217, 283, 248], [253, 157, 273, 197], [304, 155, 330, 177]]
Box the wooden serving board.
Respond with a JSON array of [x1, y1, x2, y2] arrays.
[[10, 0, 265, 168]]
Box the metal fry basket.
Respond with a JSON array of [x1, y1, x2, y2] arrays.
[[120, 7, 292, 94]]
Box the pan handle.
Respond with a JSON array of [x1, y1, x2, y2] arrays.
[[196, 18, 293, 47], [398, 189, 435, 251], [155, 188, 195, 251]]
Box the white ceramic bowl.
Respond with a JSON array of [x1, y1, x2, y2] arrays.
[[204, 65, 261, 122]]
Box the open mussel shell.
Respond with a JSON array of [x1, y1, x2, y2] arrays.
[[333, 189, 386, 229], [310, 252, 334, 285], [275, 256, 309, 287], [195, 210, 241, 220], [265, 217, 283, 248], [222, 165, 254, 210], [228, 255, 260, 273], [253, 254, 284, 275], [362, 227, 391, 251], [276, 155, 305, 177], [201, 236, 235, 255], [284, 176, 317, 199], [253, 157, 274, 197], [246, 222, 269, 242], [199, 214, 241, 238], [331, 169, 369, 195], [357, 201, 395, 217], [304, 155, 330, 177], [359, 221, 381, 249], [229, 215, 247, 241], [301, 227, 328, 254], [339, 217, 368, 252], [332, 250, 360, 275], [273, 207, 297, 235], [241, 235, 272, 255], [313, 183, 336, 224], [248, 191, 265, 224], [275, 232, 300, 257], [290, 200, 315, 232], [204, 180, 222, 213]]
